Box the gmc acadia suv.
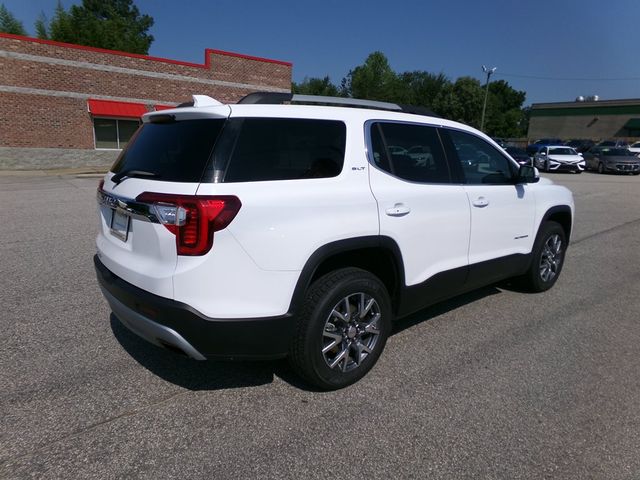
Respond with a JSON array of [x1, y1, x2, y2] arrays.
[[95, 93, 574, 390]]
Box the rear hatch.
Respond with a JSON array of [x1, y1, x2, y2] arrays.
[[96, 104, 230, 298]]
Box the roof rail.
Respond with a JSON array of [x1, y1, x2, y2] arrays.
[[237, 92, 440, 117]]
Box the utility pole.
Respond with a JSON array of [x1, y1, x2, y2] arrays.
[[480, 65, 496, 132]]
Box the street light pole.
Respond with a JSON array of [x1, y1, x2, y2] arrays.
[[480, 65, 496, 132]]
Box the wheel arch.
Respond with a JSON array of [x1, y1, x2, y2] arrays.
[[540, 205, 572, 242], [288, 236, 405, 316]]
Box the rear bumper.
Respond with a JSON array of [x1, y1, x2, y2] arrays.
[[94, 255, 295, 360]]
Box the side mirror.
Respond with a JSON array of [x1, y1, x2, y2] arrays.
[[517, 165, 539, 184], [539, 151, 547, 156]]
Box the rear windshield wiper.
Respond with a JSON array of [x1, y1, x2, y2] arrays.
[[111, 170, 160, 185]]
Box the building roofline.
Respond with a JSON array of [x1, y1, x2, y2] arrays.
[[532, 98, 640, 109], [0, 32, 292, 69]]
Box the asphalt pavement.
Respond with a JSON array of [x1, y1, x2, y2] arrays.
[[1, 171, 639, 479]]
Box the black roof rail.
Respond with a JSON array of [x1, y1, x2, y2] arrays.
[[237, 92, 440, 118], [238, 92, 293, 104]]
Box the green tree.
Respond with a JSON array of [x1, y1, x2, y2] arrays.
[[433, 76, 485, 128], [0, 3, 27, 35], [34, 12, 48, 39], [47, 0, 154, 54], [484, 80, 528, 137], [50, 1, 80, 43], [342, 52, 402, 102], [397, 71, 450, 108], [293, 76, 340, 96], [292, 51, 529, 137]]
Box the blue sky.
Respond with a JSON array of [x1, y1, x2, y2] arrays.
[[4, 0, 639, 105]]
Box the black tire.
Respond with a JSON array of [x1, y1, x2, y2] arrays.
[[598, 162, 605, 174], [545, 160, 550, 173], [520, 221, 567, 292], [289, 268, 392, 390]]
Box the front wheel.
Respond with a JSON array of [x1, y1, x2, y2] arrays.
[[289, 268, 392, 390], [520, 221, 566, 292], [598, 162, 605, 174]]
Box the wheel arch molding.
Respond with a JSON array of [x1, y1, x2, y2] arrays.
[[288, 236, 406, 316], [539, 205, 573, 243]]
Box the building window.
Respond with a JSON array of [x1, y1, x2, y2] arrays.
[[94, 118, 140, 149]]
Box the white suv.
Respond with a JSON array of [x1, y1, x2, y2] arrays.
[[95, 93, 574, 390]]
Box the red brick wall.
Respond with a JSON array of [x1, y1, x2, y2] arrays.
[[0, 93, 94, 148], [209, 51, 291, 91], [0, 34, 292, 149]]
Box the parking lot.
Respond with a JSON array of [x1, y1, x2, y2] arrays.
[[1, 171, 639, 479]]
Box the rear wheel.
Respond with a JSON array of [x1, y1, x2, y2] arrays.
[[520, 221, 566, 292], [289, 268, 392, 390]]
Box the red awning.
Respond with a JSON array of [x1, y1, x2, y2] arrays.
[[88, 99, 147, 118], [154, 104, 176, 111]]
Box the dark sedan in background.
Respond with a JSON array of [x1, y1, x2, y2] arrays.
[[584, 147, 640, 175], [504, 146, 531, 165], [565, 139, 596, 153]]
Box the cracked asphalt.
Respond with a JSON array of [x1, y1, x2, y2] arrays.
[[1, 172, 639, 479]]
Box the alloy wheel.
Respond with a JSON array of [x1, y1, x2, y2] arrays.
[[322, 293, 382, 372], [539, 234, 563, 282]]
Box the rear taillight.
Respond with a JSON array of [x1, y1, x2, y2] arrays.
[[136, 192, 241, 256]]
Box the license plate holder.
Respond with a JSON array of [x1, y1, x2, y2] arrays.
[[110, 209, 130, 242]]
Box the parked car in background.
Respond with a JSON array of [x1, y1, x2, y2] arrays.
[[526, 138, 563, 157], [584, 147, 640, 174], [597, 139, 629, 148], [534, 146, 585, 173], [505, 146, 531, 165], [564, 139, 595, 153], [627, 141, 640, 156], [535, 138, 563, 145]]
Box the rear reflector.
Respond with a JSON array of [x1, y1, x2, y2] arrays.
[[136, 192, 241, 256]]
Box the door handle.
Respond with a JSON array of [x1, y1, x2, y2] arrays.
[[385, 203, 411, 217], [472, 196, 489, 208]]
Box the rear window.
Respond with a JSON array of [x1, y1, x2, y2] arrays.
[[206, 118, 346, 183], [111, 119, 225, 183]]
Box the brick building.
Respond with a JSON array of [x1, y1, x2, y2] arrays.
[[0, 33, 292, 169], [528, 98, 640, 142]]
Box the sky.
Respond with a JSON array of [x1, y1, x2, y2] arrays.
[[4, 0, 639, 106]]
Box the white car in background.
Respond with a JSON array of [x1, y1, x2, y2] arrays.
[[534, 145, 585, 173], [628, 142, 640, 156]]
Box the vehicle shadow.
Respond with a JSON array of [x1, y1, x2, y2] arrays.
[[110, 314, 304, 391], [110, 283, 517, 392]]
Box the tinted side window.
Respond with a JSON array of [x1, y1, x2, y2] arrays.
[[370, 122, 451, 183], [221, 118, 345, 182], [448, 129, 516, 185]]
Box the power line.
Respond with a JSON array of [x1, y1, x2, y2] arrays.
[[496, 72, 640, 82]]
